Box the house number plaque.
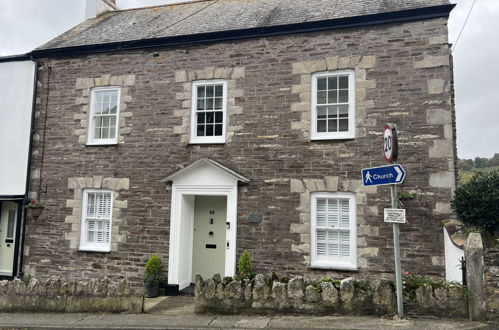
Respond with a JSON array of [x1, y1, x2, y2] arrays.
[[249, 214, 263, 223]]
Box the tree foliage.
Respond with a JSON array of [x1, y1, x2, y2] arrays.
[[487, 153, 499, 167], [457, 159, 473, 171], [451, 171, 499, 235], [474, 157, 488, 169]]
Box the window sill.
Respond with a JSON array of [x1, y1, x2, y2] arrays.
[[188, 140, 226, 145], [86, 142, 118, 147], [310, 135, 355, 141], [309, 263, 358, 271], [79, 247, 111, 253]]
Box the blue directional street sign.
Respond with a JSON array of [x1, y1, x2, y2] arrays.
[[361, 164, 406, 186]]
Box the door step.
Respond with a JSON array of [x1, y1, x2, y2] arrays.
[[179, 284, 195, 296], [144, 296, 195, 315]]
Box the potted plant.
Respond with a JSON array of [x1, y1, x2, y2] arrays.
[[144, 254, 162, 298], [24, 200, 45, 219]]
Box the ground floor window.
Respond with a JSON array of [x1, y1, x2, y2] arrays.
[[79, 190, 113, 252], [310, 192, 357, 269]]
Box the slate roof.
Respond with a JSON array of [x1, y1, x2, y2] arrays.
[[37, 0, 450, 51]]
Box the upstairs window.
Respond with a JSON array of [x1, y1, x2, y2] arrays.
[[190, 80, 227, 144], [310, 192, 357, 270], [311, 70, 355, 140], [87, 87, 120, 145], [80, 190, 113, 252]]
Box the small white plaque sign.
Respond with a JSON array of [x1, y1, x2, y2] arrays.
[[384, 208, 406, 223]]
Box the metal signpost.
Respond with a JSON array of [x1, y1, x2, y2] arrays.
[[361, 123, 405, 318]]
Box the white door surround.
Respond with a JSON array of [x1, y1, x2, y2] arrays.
[[162, 159, 249, 290]]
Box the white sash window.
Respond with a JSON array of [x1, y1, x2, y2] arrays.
[[311, 192, 357, 269], [80, 190, 113, 252], [87, 87, 120, 145], [311, 70, 355, 140], [190, 80, 227, 144]]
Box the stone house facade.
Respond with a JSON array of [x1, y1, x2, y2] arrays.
[[22, 0, 456, 289]]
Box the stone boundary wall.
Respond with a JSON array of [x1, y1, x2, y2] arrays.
[[195, 274, 468, 318], [0, 277, 143, 313]]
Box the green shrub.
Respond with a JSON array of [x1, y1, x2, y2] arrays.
[[145, 254, 162, 284], [402, 273, 463, 299], [310, 277, 341, 292], [451, 171, 499, 236], [237, 250, 254, 279], [403, 274, 445, 294], [21, 275, 32, 286]]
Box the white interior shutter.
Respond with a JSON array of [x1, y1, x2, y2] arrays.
[[316, 230, 327, 256], [96, 193, 111, 218], [328, 230, 340, 256], [316, 199, 326, 227], [340, 231, 350, 257], [104, 220, 111, 243], [96, 193, 111, 244], [87, 193, 97, 217], [87, 219, 96, 242], [328, 199, 339, 227], [340, 199, 349, 228]]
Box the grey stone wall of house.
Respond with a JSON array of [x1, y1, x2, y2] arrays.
[[0, 277, 142, 313], [194, 274, 468, 317], [25, 17, 455, 286]]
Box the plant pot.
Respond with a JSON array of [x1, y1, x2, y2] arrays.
[[27, 207, 44, 219], [145, 281, 159, 298]]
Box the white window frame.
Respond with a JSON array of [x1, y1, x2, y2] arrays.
[[190, 80, 227, 144], [87, 87, 121, 146], [310, 192, 357, 270], [311, 70, 355, 140], [79, 189, 113, 252]]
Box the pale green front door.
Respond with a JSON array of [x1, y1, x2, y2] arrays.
[[192, 196, 226, 283], [0, 202, 18, 275]]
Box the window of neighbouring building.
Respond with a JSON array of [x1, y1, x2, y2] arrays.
[[310, 192, 357, 270], [190, 80, 227, 144], [87, 87, 120, 145], [311, 70, 355, 140], [79, 190, 113, 252]]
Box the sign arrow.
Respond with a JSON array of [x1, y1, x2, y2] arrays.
[[395, 166, 403, 182], [361, 164, 406, 186]]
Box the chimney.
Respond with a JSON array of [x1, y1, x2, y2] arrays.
[[86, 0, 118, 20]]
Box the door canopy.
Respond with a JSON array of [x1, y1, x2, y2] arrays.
[[161, 158, 249, 186]]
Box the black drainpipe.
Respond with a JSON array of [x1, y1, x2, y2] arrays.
[[18, 57, 39, 278]]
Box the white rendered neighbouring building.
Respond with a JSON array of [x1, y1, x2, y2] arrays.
[[0, 56, 36, 279]]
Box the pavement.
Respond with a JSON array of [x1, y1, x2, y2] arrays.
[[0, 296, 494, 330]]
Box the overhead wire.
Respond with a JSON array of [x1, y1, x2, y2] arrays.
[[452, 0, 477, 51], [115, 0, 220, 51]]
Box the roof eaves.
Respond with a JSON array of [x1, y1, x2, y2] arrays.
[[31, 4, 455, 59], [0, 54, 33, 63]]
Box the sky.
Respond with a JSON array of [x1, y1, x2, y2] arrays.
[[0, 0, 497, 160]]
